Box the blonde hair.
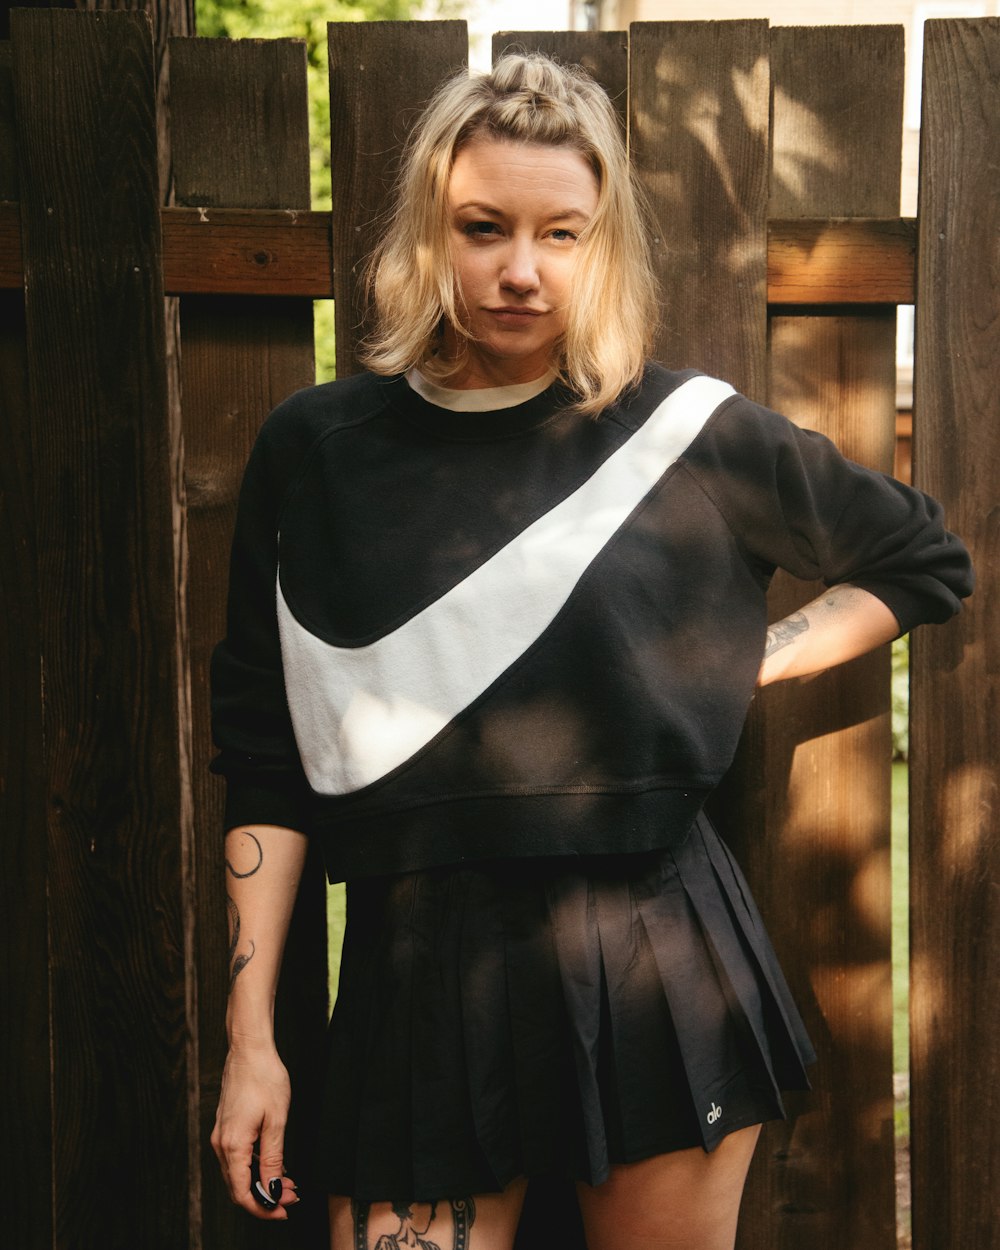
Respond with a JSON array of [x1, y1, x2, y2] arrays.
[[359, 53, 658, 415]]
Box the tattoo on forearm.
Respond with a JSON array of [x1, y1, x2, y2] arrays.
[[226, 830, 263, 879], [764, 611, 809, 657], [229, 942, 256, 993], [225, 893, 256, 993], [352, 1196, 476, 1250], [226, 895, 239, 965]]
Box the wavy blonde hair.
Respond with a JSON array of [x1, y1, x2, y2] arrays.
[[359, 53, 658, 415]]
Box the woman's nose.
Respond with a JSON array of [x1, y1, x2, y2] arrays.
[[500, 239, 540, 293]]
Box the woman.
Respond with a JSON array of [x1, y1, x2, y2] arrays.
[[210, 54, 973, 1250]]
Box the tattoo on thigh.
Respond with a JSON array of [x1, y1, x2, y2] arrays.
[[450, 1199, 475, 1250], [352, 1197, 476, 1250]]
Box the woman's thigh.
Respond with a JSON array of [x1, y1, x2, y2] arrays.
[[575, 1125, 761, 1250], [330, 1180, 528, 1250]]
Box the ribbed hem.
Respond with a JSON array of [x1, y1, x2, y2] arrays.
[[315, 786, 713, 882]]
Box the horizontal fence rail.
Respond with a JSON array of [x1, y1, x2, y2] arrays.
[[0, 201, 918, 303]]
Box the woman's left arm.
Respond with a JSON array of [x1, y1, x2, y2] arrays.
[[757, 583, 900, 687]]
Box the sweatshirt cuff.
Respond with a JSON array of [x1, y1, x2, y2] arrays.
[[222, 778, 311, 836], [846, 575, 966, 636]]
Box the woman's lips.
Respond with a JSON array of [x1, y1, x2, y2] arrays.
[[485, 307, 546, 323]]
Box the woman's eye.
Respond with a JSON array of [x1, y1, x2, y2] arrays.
[[463, 221, 500, 237], [550, 228, 579, 242]]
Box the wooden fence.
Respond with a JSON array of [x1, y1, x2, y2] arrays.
[[0, 12, 996, 1250]]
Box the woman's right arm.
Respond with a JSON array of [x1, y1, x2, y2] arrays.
[[211, 823, 308, 1221]]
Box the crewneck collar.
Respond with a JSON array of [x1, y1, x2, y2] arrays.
[[383, 369, 571, 442], [405, 367, 557, 411]]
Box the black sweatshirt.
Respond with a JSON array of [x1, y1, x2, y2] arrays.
[[210, 364, 973, 881]]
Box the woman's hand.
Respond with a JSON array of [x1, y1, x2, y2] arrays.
[[211, 1040, 299, 1219]]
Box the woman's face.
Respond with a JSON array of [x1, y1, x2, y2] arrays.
[[440, 137, 599, 389]]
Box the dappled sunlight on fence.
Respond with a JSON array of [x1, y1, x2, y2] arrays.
[[937, 761, 996, 874], [770, 84, 845, 203]]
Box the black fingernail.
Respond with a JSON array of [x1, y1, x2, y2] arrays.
[[252, 1179, 278, 1210], [249, 1157, 277, 1209], [268, 1177, 283, 1201]]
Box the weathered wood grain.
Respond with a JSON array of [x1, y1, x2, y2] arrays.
[[162, 206, 333, 294], [630, 20, 770, 400], [0, 34, 48, 1250], [0, 41, 16, 199], [767, 217, 915, 305], [727, 26, 905, 1250], [910, 19, 1000, 1250], [11, 9, 190, 1247], [327, 19, 468, 376], [171, 37, 309, 210], [0, 199, 19, 287], [491, 30, 628, 129], [0, 299, 50, 1250], [170, 34, 326, 1250]]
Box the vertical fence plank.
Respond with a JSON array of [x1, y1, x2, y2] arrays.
[[0, 37, 50, 1250], [630, 30, 769, 1242], [911, 19, 1000, 1250], [0, 39, 16, 199], [491, 30, 628, 128], [0, 284, 47, 1250], [491, 39, 623, 1249], [170, 35, 324, 1250], [328, 19, 468, 376], [11, 10, 192, 1249], [630, 20, 769, 402], [728, 26, 904, 1250]]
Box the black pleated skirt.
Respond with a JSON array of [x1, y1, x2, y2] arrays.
[[318, 812, 815, 1202]]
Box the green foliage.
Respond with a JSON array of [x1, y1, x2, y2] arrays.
[[891, 633, 910, 760]]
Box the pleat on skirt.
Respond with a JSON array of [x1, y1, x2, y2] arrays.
[[318, 811, 815, 1202]]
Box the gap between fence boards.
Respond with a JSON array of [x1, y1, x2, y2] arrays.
[[0, 203, 917, 306]]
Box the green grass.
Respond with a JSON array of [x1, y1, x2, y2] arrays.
[[891, 760, 909, 1076], [892, 760, 911, 1248], [327, 881, 346, 1011]]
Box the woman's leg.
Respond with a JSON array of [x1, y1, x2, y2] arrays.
[[330, 1179, 528, 1250], [576, 1125, 760, 1250]]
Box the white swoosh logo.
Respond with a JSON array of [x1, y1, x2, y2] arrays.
[[277, 375, 734, 795]]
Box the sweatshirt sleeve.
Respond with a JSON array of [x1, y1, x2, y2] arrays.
[[690, 396, 975, 632], [209, 400, 314, 834]]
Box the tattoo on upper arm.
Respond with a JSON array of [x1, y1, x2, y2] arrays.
[[225, 893, 256, 992], [352, 1196, 476, 1250], [764, 611, 809, 657], [226, 830, 263, 879]]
